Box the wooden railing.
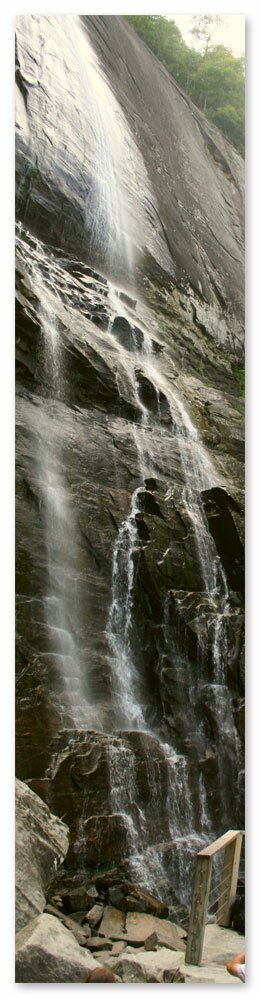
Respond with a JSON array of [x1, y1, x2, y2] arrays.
[[185, 830, 244, 966]]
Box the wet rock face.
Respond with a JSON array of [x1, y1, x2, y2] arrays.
[[16, 14, 244, 907], [16, 15, 244, 343], [201, 487, 244, 594], [15, 224, 244, 901]]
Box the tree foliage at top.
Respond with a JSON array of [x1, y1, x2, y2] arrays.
[[190, 14, 222, 52], [125, 15, 245, 157]]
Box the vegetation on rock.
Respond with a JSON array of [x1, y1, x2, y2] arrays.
[[125, 15, 245, 157]]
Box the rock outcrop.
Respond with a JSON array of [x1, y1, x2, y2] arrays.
[[15, 913, 101, 983], [15, 779, 69, 932]]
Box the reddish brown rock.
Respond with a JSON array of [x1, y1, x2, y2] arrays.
[[97, 907, 186, 949], [85, 813, 130, 866], [86, 967, 119, 983]]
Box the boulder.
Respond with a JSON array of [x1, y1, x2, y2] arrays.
[[105, 881, 169, 917], [112, 948, 185, 983], [98, 906, 186, 948], [163, 968, 186, 982], [59, 883, 99, 913], [111, 940, 127, 956], [44, 904, 91, 944], [87, 967, 120, 982], [15, 913, 101, 983], [15, 779, 69, 932], [144, 923, 186, 952], [86, 936, 113, 952], [99, 906, 125, 938], [124, 911, 186, 947], [84, 903, 104, 929]]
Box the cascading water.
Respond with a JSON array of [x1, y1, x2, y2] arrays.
[[37, 292, 87, 727], [15, 14, 243, 912], [19, 237, 103, 732], [102, 288, 242, 892], [16, 212, 241, 906], [65, 18, 133, 273], [107, 487, 147, 730]]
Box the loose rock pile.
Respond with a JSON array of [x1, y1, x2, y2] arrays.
[[44, 876, 187, 981], [15, 780, 187, 982]]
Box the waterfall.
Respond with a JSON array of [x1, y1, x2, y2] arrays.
[[16, 12, 243, 911], [21, 239, 102, 733], [38, 292, 86, 726], [103, 289, 241, 873], [16, 217, 241, 904], [65, 18, 133, 273], [107, 488, 146, 730], [106, 290, 229, 710]]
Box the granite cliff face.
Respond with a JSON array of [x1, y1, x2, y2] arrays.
[[15, 14, 244, 909]]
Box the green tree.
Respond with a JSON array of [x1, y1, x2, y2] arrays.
[[125, 15, 189, 84], [191, 46, 244, 152], [190, 15, 222, 52], [125, 16, 245, 157]]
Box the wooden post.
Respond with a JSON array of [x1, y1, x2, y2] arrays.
[[217, 832, 243, 926], [185, 854, 213, 965], [185, 831, 243, 965]]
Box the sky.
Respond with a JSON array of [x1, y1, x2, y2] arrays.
[[171, 14, 245, 57]]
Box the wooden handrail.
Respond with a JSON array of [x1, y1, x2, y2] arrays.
[[198, 829, 242, 857], [185, 830, 244, 966]]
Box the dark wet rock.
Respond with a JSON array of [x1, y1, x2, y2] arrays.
[[57, 885, 99, 914], [85, 814, 138, 869], [107, 885, 126, 908], [112, 316, 144, 352], [93, 879, 169, 918], [202, 487, 244, 594], [22, 729, 176, 876]]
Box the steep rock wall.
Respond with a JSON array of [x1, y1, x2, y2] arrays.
[[15, 14, 244, 908]]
